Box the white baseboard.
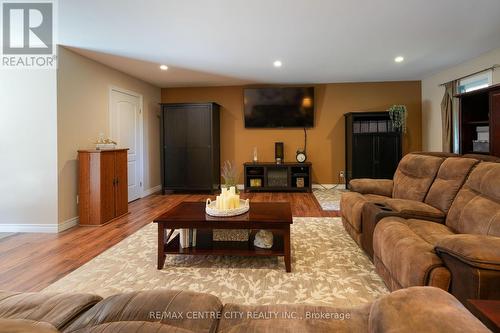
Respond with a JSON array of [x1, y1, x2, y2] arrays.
[[142, 185, 162, 197], [312, 183, 346, 190], [0, 223, 58, 233], [0, 217, 80, 233], [234, 184, 346, 190], [59, 216, 79, 232]]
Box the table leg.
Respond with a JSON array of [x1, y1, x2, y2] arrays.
[[157, 223, 166, 270], [284, 226, 291, 273]]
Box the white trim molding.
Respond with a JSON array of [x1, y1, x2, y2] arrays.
[[0, 223, 59, 233], [142, 184, 162, 197], [0, 217, 79, 233], [234, 184, 346, 191], [59, 216, 79, 232], [312, 183, 346, 190]]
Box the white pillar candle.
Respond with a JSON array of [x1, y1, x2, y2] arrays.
[[229, 186, 236, 195], [222, 197, 230, 210], [234, 194, 240, 208], [215, 195, 221, 209], [222, 188, 228, 197]]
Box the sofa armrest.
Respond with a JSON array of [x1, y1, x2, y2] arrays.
[[348, 179, 393, 197], [435, 234, 500, 270], [383, 199, 445, 222], [368, 286, 490, 333]]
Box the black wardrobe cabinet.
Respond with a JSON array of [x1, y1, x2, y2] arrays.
[[344, 112, 402, 187], [160, 103, 221, 193]]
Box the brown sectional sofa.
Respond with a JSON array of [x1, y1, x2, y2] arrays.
[[0, 287, 491, 332], [341, 153, 478, 246], [341, 152, 500, 305]]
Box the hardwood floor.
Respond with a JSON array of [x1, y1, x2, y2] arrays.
[[0, 192, 339, 292]]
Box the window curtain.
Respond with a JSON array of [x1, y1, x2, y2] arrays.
[[440, 82, 456, 153]]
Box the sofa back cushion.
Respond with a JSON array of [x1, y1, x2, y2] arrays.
[[392, 154, 444, 201], [424, 157, 479, 213], [446, 162, 500, 236]]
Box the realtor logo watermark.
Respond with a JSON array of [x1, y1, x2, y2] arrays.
[[1, 0, 56, 68]]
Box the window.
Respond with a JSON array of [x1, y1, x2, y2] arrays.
[[457, 70, 493, 93]]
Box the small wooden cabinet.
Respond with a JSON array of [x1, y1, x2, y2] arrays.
[[78, 149, 129, 226]]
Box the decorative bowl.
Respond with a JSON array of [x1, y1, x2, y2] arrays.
[[205, 198, 250, 217]]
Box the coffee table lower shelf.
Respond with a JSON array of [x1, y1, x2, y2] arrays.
[[164, 233, 285, 257]]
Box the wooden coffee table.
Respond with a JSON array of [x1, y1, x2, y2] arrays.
[[153, 202, 293, 272]]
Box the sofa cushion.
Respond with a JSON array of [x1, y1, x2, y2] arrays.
[[69, 321, 195, 333], [368, 287, 490, 333], [383, 199, 445, 221], [373, 217, 450, 288], [217, 303, 370, 333], [0, 292, 101, 330], [63, 290, 222, 333], [0, 319, 59, 333], [446, 162, 500, 236], [424, 157, 479, 214], [392, 154, 444, 202], [404, 219, 454, 245]]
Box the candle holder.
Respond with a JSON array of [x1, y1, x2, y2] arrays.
[[205, 198, 250, 217]]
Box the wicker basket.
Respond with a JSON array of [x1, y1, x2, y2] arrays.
[[205, 198, 250, 217]]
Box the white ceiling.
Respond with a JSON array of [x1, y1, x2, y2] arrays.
[[59, 0, 500, 88]]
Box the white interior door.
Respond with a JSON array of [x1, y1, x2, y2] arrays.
[[110, 89, 142, 202]]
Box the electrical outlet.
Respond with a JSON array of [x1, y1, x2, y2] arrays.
[[339, 171, 345, 179]]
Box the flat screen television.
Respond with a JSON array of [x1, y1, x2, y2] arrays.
[[244, 87, 314, 128]]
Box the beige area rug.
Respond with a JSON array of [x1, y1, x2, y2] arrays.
[[44, 217, 388, 307], [313, 188, 348, 211]]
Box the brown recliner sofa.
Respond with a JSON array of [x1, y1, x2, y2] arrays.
[[0, 287, 491, 332], [373, 162, 500, 304], [340, 152, 478, 248]]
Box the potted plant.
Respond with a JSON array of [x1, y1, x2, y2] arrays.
[[387, 105, 407, 133], [221, 160, 239, 193]]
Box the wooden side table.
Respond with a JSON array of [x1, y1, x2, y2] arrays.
[[468, 299, 500, 333]]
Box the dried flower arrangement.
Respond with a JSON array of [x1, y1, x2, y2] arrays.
[[221, 160, 239, 192]]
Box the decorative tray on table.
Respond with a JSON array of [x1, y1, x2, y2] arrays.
[[205, 198, 250, 217]]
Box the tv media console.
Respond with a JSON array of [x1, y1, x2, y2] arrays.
[[243, 162, 312, 193]]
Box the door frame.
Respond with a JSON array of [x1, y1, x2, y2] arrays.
[[108, 86, 145, 199]]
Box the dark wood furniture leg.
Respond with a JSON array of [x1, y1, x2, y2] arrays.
[[157, 222, 166, 270], [284, 226, 291, 272]]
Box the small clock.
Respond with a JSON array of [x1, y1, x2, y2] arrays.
[[296, 150, 307, 163]]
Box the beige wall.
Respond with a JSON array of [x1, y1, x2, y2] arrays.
[[57, 46, 161, 224], [162, 81, 421, 184], [0, 69, 58, 231], [422, 47, 500, 151]]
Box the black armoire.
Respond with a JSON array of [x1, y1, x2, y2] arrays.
[[160, 102, 220, 193], [344, 112, 402, 186]]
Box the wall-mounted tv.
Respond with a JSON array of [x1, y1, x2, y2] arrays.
[[244, 87, 314, 128]]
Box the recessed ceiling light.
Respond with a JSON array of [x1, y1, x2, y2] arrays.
[[394, 56, 404, 63], [273, 60, 282, 68], [160, 64, 168, 70]]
